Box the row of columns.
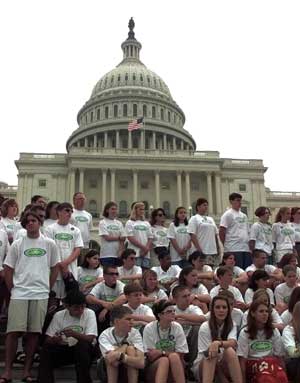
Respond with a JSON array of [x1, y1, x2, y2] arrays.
[[69, 168, 223, 215]]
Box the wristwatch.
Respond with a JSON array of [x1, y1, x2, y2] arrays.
[[162, 350, 166, 356]]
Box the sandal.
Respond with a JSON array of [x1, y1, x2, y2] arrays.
[[14, 350, 26, 364]]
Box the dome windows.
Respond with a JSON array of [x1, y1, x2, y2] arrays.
[[143, 105, 147, 117], [133, 104, 138, 117], [140, 74, 143, 82], [152, 106, 156, 119], [125, 73, 128, 81], [133, 73, 136, 81], [114, 105, 118, 118], [123, 104, 128, 117], [117, 74, 121, 83], [105, 106, 109, 119], [160, 108, 164, 121], [97, 109, 100, 120], [111, 76, 114, 85]]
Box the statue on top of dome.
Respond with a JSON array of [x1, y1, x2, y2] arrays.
[[128, 17, 135, 39]]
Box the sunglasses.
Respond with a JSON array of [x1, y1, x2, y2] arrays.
[[162, 309, 175, 314], [105, 272, 119, 276]]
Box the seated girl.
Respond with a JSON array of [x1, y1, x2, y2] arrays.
[[117, 249, 142, 284], [244, 270, 275, 307], [77, 249, 103, 295], [188, 251, 214, 291], [140, 270, 168, 307], [281, 286, 300, 326]]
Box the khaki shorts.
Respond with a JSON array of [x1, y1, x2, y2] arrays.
[[7, 299, 48, 334]]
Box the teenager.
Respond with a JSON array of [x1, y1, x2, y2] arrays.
[[278, 252, 300, 281], [291, 207, 300, 262], [274, 264, 298, 314], [150, 208, 169, 267], [280, 286, 300, 326], [188, 251, 214, 291], [245, 249, 282, 281], [140, 270, 168, 307], [249, 206, 273, 259], [216, 253, 248, 285], [44, 201, 59, 228], [77, 249, 103, 295], [0, 199, 19, 243], [117, 249, 142, 284], [272, 207, 296, 263], [71, 192, 93, 251], [245, 270, 275, 307], [151, 250, 181, 293]]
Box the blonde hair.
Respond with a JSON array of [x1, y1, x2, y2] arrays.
[[129, 202, 145, 221]]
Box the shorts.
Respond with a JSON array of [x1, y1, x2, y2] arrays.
[[7, 298, 48, 333], [136, 257, 150, 269]]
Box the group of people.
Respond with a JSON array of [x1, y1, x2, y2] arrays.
[[0, 191, 300, 383]]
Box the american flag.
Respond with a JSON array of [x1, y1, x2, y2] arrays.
[[128, 117, 144, 131]]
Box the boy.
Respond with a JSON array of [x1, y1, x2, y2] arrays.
[[123, 284, 155, 329], [210, 266, 245, 310], [246, 249, 282, 281], [38, 289, 97, 383], [275, 265, 298, 314], [151, 250, 181, 292], [99, 306, 144, 383]]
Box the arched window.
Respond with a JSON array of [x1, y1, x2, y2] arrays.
[[111, 76, 114, 84], [105, 106, 109, 119], [133, 104, 138, 117], [163, 201, 170, 218], [119, 200, 127, 218], [114, 105, 118, 118], [140, 74, 143, 82], [90, 111, 93, 122], [143, 104, 147, 117], [117, 74, 121, 82], [152, 106, 156, 118], [133, 73, 136, 81], [125, 73, 129, 81], [160, 108, 164, 121], [89, 200, 97, 218], [123, 104, 128, 117], [97, 109, 100, 120], [168, 111, 171, 122]]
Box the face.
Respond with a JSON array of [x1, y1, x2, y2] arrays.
[[220, 271, 233, 285], [87, 254, 100, 269], [185, 270, 199, 287], [7, 204, 18, 218], [35, 208, 46, 225], [175, 289, 190, 309], [36, 197, 47, 208], [177, 208, 187, 221], [285, 271, 297, 287], [68, 304, 85, 318], [146, 274, 158, 291], [260, 209, 270, 223], [136, 205, 145, 218], [73, 193, 86, 210], [256, 278, 268, 289], [251, 304, 269, 325], [49, 204, 59, 220], [282, 208, 291, 222], [155, 210, 165, 224], [127, 291, 143, 307], [197, 202, 208, 215], [224, 255, 235, 267], [289, 256, 298, 267], [159, 306, 176, 322], [255, 253, 267, 267], [192, 257, 205, 270], [231, 198, 242, 210], [124, 254, 136, 268], [57, 207, 73, 224], [116, 314, 133, 333], [25, 215, 41, 234], [160, 255, 172, 269], [107, 205, 118, 219], [213, 299, 229, 322], [104, 268, 119, 286]]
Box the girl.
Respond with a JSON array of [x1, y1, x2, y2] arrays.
[[140, 270, 168, 307], [192, 295, 242, 383], [125, 202, 153, 270], [117, 248, 142, 284], [272, 207, 296, 263], [245, 270, 275, 306], [188, 251, 214, 291], [291, 207, 300, 262], [150, 208, 169, 267], [0, 199, 19, 243], [281, 286, 300, 326], [216, 253, 248, 285], [282, 301, 300, 382], [44, 200, 59, 228], [278, 252, 300, 281], [167, 206, 191, 268], [77, 249, 103, 294], [99, 201, 125, 266], [242, 289, 284, 331], [143, 300, 187, 383], [238, 300, 287, 383], [249, 206, 273, 260]]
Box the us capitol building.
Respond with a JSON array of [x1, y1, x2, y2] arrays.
[[9, 19, 300, 221]]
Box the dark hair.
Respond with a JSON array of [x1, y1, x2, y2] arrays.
[[216, 266, 232, 278], [21, 211, 42, 228], [248, 270, 269, 291], [1, 199, 18, 218], [288, 286, 300, 313], [124, 283, 143, 296], [150, 208, 166, 226], [178, 266, 195, 286], [220, 253, 235, 265], [81, 249, 100, 268], [18, 204, 34, 222], [63, 289, 86, 305], [73, 192, 84, 199], [121, 248, 136, 260], [209, 296, 233, 341], [31, 205, 45, 215], [103, 265, 117, 274], [110, 306, 132, 323], [195, 198, 208, 210], [45, 201, 59, 219], [252, 249, 268, 259], [157, 248, 170, 260], [140, 270, 158, 294], [152, 300, 174, 320], [229, 193, 242, 201], [246, 300, 273, 339], [255, 206, 270, 217], [56, 202, 73, 212], [291, 207, 300, 222], [172, 285, 189, 298], [173, 206, 188, 227], [278, 253, 297, 269], [31, 195, 44, 204], [102, 201, 117, 218], [275, 207, 290, 223], [188, 250, 206, 265], [283, 264, 296, 276]]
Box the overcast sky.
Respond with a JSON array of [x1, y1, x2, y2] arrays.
[[1, 1, 300, 192]]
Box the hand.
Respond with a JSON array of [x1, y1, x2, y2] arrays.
[[51, 335, 64, 344], [62, 329, 77, 338], [98, 309, 108, 322], [106, 351, 120, 365], [208, 341, 220, 359], [102, 301, 113, 310]]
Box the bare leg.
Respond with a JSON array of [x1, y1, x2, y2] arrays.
[[222, 347, 243, 383], [126, 346, 139, 383], [168, 353, 185, 383], [23, 332, 39, 379], [202, 356, 218, 383], [106, 361, 118, 383], [153, 357, 169, 383], [0, 332, 20, 380]]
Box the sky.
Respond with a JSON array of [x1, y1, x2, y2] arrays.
[[1, 1, 300, 192]]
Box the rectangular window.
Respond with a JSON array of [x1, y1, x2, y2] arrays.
[[119, 180, 128, 189], [161, 182, 170, 190], [38, 179, 47, 188], [239, 184, 247, 192], [191, 182, 199, 191], [89, 179, 97, 188]]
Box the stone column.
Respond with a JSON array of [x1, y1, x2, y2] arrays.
[[140, 130, 145, 150], [152, 132, 156, 150], [84, 137, 88, 148], [116, 130, 120, 149], [181, 140, 184, 150], [177, 171, 182, 206], [79, 169, 85, 193], [93, 135, 97, 148], [155, 170, 160, 207], [185, 171, 191, 209], [206, 172, 214, 214], [133, 170, 138, 202], [101, 169, 107, 210], [173, 137, 177, 151], [215, 172, 222, 215], [104, 132, 108, 148], [163, 134, 167, 150], [69, 169, 75, 202], [128, 131, 132, 149], [111, 169, 116, 201]]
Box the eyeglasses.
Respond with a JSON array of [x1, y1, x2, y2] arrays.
[[63, 208, 73, 213], [162, 309, 175, 314], [105, 272, 119, 276]]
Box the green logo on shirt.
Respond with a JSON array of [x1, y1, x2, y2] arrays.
[[75, 216, 88, 222], [157, 231, 167, 237], [80, 276, 96, 283], [177, 227, 187, 234], [55, 233, 73, 241], [7, 224, 14, 230], [107, 225, 120, 231], [155, 339, 175, 352], [283, 296, 290, 304], [65, 325, 83, 333], [250, 341, 272, 352], [135, 225, 147, 231], [24, 248, 47, 257]]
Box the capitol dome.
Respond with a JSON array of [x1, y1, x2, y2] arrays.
[[66, 18, 196, 152]]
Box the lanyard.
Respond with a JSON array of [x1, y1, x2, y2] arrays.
[[156, 322, 171, 341], [112, 329, 127, 347]]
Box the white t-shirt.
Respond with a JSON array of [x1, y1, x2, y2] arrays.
[[99, 327, 144, 355], [143, 320, 188, 353], [125, 220, 153, 258], [46, 308, 97, 346], [250, 222, 273, 255], [188, 214, 218, 255], [151, 265, 181, 283], [45, 222, 83, 280], [89, 280, 125, 302], [151, 225, 169, 248], [205, 308, 243, 329], [144, 289, 168, 307], [242, 308, 283, 328], [210, 285, 244, 304], [77, 266, 103, 285], [292, 223, 300, 243], [281, 310, 292, 326], [220, 208, 249, 252], [175, 304, 203, 336], [282, 325, 299, 355], [0, 217, 17, 241], [99, 218, 125, 259], [124, 303, 154, 318], [237, 327, 283, 359], [272, 222, 295, 251], [244, 288, 275, 306], [44, 219, 57, 228], [245, 263, 276, 275], [0, 229, 9, 271], [71, 209, 93, 248], [167, 223, 191, 262], [274, 282, 296, 305], [4, 234, 58, 299], [117, 265, 142, 281]]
